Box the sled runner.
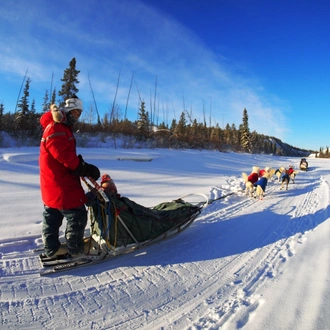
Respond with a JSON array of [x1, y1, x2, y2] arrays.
[[39, 177, 208, 275]]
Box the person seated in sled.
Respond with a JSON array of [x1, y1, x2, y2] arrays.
[[100, 174, 119, 196], [300, 158, 308, 170], [85, 173, 119, 206]]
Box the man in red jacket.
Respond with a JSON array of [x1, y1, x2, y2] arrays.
[[39, 96, 100, 258]]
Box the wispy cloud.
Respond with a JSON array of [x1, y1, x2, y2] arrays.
[[0, 0, 289, 140]]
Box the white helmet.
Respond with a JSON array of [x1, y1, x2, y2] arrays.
[[63, 96, 83, 113]]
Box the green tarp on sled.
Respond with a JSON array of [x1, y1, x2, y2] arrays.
[[91, 195, 201, 248]]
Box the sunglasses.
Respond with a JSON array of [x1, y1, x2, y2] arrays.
[[70, 109, 82, 118]]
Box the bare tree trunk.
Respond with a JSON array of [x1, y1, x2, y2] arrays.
[[202, 100, 206, 126], [109, 71, 121, 148], [149, 90, 152, 124], [155, 97, 160, 126], [209, 98, 212, 128], [162, 101, 167, 126], [152, 75, 157, 125], [88, 73, 101, 125], [172, 101, 176, 122], [15, 68, 29, 113], [124, 71, 134, 121], [49, 73, 53, 107], [135, 81, 142, 104], [110, 70, 121, 125]]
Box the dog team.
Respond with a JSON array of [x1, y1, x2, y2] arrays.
[[242, 165, 298, 200]]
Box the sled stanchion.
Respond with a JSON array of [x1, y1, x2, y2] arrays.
[[81, 176, 112, 248], [117, 214, 142, 248]]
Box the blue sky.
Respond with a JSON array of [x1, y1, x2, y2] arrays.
[[1, 0, 329, 151]]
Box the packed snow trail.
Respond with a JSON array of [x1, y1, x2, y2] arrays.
[[1, 166, 328, 329], [1, 149, 330, 330], [141, 170, 328, 330]]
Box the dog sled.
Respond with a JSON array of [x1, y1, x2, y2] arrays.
[[300, 158, 308, 171], [83, 177, 207, 256], [39, 177, 208, 275]]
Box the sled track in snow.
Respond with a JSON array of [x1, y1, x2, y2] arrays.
[[0, 173, 325, 329], [127, 177, 325, 330], [149, 175, 324, 329]]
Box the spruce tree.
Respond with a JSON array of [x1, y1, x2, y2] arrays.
[[224, 123, 231, 146], [42, 90, 50, 112], [170, 118, 177, 132], [191, 118, 199, 139], [30, 99, 36, 114], [15, 77, 31, 129], [0, 102, 4, 130], [175, 111, 187, 138], [58, 57, 80, 105], [51, 88, 57, 105], [240, 108, 251, 152], [210, 123, 223, 150], [231, 123, 239, 150], [136, 101, 149, 139]]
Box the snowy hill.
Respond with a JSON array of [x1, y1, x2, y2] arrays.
[[0, 147, 329, 329], [267, 135, 313, 157]]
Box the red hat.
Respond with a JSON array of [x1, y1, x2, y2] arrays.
[[101, 174, 111, 184]]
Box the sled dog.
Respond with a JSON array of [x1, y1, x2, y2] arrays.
[[242, 166, 259, 197], [255, 172, 272, 200], [274, 167, 285, 182], [288, 166, 298, 183], [259, 167, 275, 180], [280, 171, 290, 190]]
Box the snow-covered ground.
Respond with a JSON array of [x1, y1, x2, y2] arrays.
[[1, 146, 329, 330]]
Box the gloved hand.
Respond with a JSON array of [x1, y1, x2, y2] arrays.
[[85, 190, 98, 207], [72, 155, 100, 180]]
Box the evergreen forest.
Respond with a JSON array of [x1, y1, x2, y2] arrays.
[[0, 58, 316, 157]]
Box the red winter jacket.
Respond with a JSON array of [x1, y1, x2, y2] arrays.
[[248, 172, 258, 184], [39, 111, 87, 209]]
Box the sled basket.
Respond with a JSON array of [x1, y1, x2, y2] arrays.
[[82, 177, 204, 253]]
